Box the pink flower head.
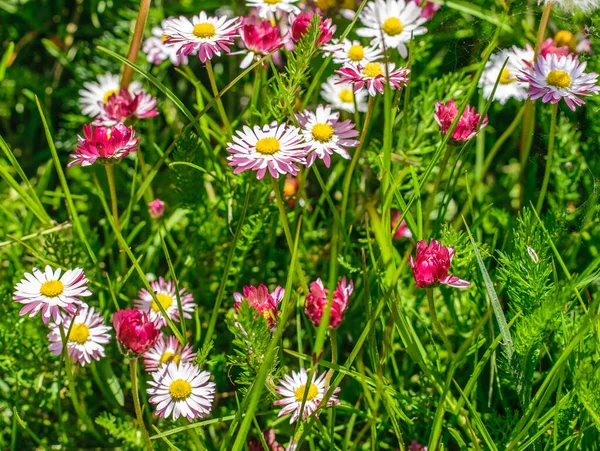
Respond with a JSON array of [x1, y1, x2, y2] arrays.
[[143, 18, 190, 66], [239, 17, 285, 69], [289, 12, 335, 46], [143, 334, 196, 373], [233, 284, 285, 327], [304, 277, 353, 328], [414, 0, 441, 19], [112, 308, 160, 354], [335, 62, 409, 96], [409, 239, 470, 289], [93, 87, 158, 127], [434, 99, 488, 143], [69, 123, 139, 167], [148, 198, 165, 219], [540, 38, 570, 59], [391, 210, 412, 240], [248, 429, 284, 451]]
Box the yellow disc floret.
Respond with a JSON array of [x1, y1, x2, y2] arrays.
[[160, 351, 182, 365], [264, 0, 282, 4], [255, 137, 281, 155], [382, 17, 404, 36], [40, 280, 64, 298], [362, 62, 383, 78], [499, 68, 516, 84], [294, 383, 319, 402], [69, 323, 90, 344], [103, 89, 119, 104], [169, 379, 192, 401], [347, 45, 365, 62], [152, 293, 173, 313], [546, 70, 571, 89], [338, 89, 354, 103], [554, 30, 577, 52], [312, 123, 335, 143], [193, 23, 216, 39]]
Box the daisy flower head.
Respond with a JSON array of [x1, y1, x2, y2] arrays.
[[144, 335, 196, 373], [93, 87, 159, 127], [414, 0, 441, 19], [163, 12, 241, 63], [296, 104, 359, 167], [134, 277, 195, 327], [113, 308, 160, 354], [247, 0, 301, 19], [322, 38, 383, 66], [517, 53, 600, 111], [69, 123, 139, 167], [226, 121, 307, 180], [335, 62, 409, 96], [320, 75, 368, 113], [147, 362, 215, 421], [148, 198, 166, 219], [274, 368, 340, 423], [434, 99, 488, 143], [143, 18, 190, 66], [479, 45, 534, 105], [238, 17, 285, 69], [409, 239, 470, 288], [290, 12, 336, 47], [356, 0, 427, 58], [233, 284, 285, 328], [539, 0, 599, 14], [78, 73, 142, 117], [48, 305, 111, 366], [304, 277, 354, 328], [14, 266, 91, 325]]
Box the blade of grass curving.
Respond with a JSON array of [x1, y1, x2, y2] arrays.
[[453, 381, 499, 451], [0, 42, 14, 81], [159, 228, 186, 339], [443, 0, 512, 31], [0, 162, 50, 224]]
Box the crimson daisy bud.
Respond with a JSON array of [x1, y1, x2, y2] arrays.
[[148, 198, 165, 219], [93, 87, 158, 127], [290, 12, 336, 46], [112, 308, 160, 354], [233, 284, 284, 328], [409, 240, 470, 289], [304, 277, 353, 328], [69, 123, 139, 167], [434, 99, 488, 143], [239, 17, 285, 69]]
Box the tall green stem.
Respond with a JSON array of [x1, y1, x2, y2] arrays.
[[535, 103, 558, 212], [121, 0, 151, 88], [130, 358, 153, 450], [205, 60, 232, 134], [424, 143, 452, 231], [426, 288, 453, 356], [105, 164, 125, 269]]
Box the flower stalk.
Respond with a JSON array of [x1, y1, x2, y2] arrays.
[[121, 0, 152, 88], [130, 358, 153, 450], [536, 102, 558, 212], [426, 288, 453, 355], [205, 59, 232, 134]]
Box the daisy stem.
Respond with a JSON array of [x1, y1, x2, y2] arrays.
[[205, 60, 232, 135], [105, 164, 125, 270], [130, 358, 153, 451], [121, 0, 151, 88], [536, 102, 558, 213], [534, 3, 553, 57], [426, 288, 453, 356], [341, 95, 375, 229], [271, 178, 295, 252], [424, 143, 451, 232]]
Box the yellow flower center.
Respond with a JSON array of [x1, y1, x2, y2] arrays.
[[499, 68, 515, 85], [169, 379, 192, 401], [161, 34, 171, 43], [160, 351, 181, 365], [103, 89, 119, 104], [264, 0, 281, 4], [193, 23, 216, 39], [554, 30, 577, 52], [255, 137, 281, 155], [312, 123, 335, 143], [316, 0, 336, 9], [40, 280, 64, 298], [546, 70, 571, 89], [69, 323, 90, 344], [362, 62, 383, 78], [294, 383, 319, 402], [151, 293, 173, 313], [347, 45, 365, 62], [338, 89, 354, 103], [382, 17, 404, 36]]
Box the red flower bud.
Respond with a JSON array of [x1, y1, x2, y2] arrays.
[[113, 308, 160, 354], [290, 12, 335, 46], [304, 277, 353, 328], [409, 240, 470, 289]]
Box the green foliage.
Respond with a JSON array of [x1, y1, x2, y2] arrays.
[[95, 412, 142, 449]]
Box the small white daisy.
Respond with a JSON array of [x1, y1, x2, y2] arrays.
[[320, 75, 368, 113], [479, 45, 534, 104], [143, 18, 190, 66], [14, 265, 92, 325], [356, 0, 427, 58], [226, 121, 307, 179], [296, 105, 359, 167], [274, 368, 340, 423], [147, 362, 215, 421], [540, 0, 599, 13], [78, 73, 142, 118], [144, 335, 196, 373], [134, 277, 195, 327], [323, 39, 383, 66], [246, 0, 301, 19], [48, 305, 111, 366]]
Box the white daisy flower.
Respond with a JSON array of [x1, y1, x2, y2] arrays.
[[479, 45, 534, 104], [143, 18, 190, 66], [323, 39, 383, 66], [144, 335, 196, 373], [147, 362, 215, 421], [296, 105, 359, 167], [78, 73, 142, 118], [356, 0, 427, 58], [246, 0, 301, 19], [48, 305, 111, 366], [14, 265, 92, 325], [274, 368, 340, 423], [540, 0, 599, 13], [320, 75, 368, 113], [134, 277, 196, 327], [226, 121, 307, 179]]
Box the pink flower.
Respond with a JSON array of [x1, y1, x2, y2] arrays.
[[539, 38, 570, 59], [148, 198, 165, 219], [434, 99, 488, 143], [289, 12, 335, 46], [69, 124, 139, 167], [239, 17, 285, 69], [143, 334, 196, 373], [112, 308, 160, 354], [93, 87, 158, 127], [391, 210, 412, 240], [304, 277, 353, 328], [233, 284, 285, 327], [409, 239, 470, 289], [248, 430, 284, 451], [335, 62, 409, 96], [414, 0, 441, 19]]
